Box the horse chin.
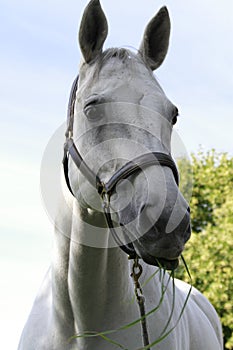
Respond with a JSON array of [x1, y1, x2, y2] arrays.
[[133, 243, 180, 270], [142, 254, 179, 271]]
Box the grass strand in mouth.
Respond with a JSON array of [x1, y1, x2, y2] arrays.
[[137, 255, 193, 350], [69, 276, 169, 344], [158, 270, 176, 337], [141, 268, 160, 288], [70, 256, 192, 349]]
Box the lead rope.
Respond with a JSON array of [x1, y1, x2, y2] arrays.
[[131, 258, 151, 350]]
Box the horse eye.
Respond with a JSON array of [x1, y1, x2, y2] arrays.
[[172, 107, 179, 125], [84, 96, 99, 109], [83, 95, 105, 120], [172, 115, 177, 125], [83, 95, 102, 120]]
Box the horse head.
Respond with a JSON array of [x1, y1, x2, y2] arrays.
[[66, 0, 191, 270]]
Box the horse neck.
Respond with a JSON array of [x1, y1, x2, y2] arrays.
[[52, 197, 134, 333]]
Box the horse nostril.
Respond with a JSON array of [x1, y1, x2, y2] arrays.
[[184, 224, 191, 242], [140, 204, 146, 214], [187, 206, 190, 214]]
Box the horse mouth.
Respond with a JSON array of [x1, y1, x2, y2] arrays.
[[131, 234, 183, 270], [141, 253, 180, 270], [155, 257, 179, 270]]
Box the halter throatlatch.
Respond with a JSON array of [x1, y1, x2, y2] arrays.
[[63, 75, 179, 259]]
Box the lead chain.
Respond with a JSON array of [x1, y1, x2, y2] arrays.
[[131, 258, 150, 349]]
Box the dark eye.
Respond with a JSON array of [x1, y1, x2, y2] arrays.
[[172, 107, 179, 125], [83, 95, 105, 120]]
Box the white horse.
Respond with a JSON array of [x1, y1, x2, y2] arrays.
[[18, 1, 223, 349]]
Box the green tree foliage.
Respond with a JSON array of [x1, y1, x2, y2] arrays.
[[177, 150, 233, 350]]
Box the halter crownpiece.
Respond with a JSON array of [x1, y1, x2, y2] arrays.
[[63, 75, 180, 259]]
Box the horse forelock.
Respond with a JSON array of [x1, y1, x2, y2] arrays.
[[89, 47, 153, 76]]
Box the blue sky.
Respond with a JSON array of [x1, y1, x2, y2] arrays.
[[0, 0, 233, 348]]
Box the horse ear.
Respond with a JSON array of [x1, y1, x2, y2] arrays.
[[139, 7, 171, 70], [79, 0, 108, 63]]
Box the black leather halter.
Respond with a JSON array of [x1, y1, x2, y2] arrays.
[[63, 75, 179, 259]]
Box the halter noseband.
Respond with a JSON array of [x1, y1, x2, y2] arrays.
[[63, 75, 179, 259]]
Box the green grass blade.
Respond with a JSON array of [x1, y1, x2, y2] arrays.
[[70, 257, 193, 350]]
